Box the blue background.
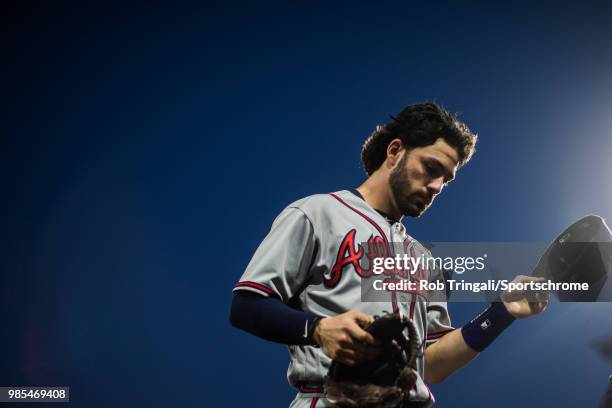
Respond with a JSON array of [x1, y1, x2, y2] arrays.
[[2, 1, 611, 407]]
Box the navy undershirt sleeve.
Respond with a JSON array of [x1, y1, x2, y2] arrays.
[[229, 292, 320, 346]]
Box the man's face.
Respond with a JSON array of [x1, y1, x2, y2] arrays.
[[389, 138, 460, 217]]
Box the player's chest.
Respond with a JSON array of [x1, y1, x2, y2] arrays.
[[317, 218, 427, 289]]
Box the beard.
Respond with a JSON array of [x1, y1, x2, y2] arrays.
[[389, 154, 430, 217]]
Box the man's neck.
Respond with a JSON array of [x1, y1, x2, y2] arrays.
[[356, 175, 401, 220]]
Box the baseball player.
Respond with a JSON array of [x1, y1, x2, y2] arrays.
[[230, 102, 548, 407]]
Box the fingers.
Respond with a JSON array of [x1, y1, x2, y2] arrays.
[[526, 291, 550, 309], [502, 275, 551, 302], [323, 333, 379, 365], [344, 315, 382, 358], [512, 275, 545, 284], [501, 275, 552, 318], [348, 338, 381, 360], [334, 341, 381, 365], [319, 310, 383, 365], [349, 310, 374, 327], [335, 348, 359, 365], [534, 291, 550, 302], [524, 290, 550, 303], [345, 319, 377, 345], [526, 286, 550, 313], [529, 300, 548, 314]]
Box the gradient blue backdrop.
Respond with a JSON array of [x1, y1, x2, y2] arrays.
[[2, 2, 611, 407]]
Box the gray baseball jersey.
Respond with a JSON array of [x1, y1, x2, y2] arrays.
[[233, 190, 453, 408]]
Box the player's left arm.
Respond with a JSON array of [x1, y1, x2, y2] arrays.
[[424, 275, 549, 384], [423, 328, 477, 384]]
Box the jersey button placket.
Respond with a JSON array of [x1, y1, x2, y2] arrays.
[[392, 222, 407, 241]]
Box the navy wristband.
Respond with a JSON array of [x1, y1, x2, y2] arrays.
[[461, 302, 515, 352]]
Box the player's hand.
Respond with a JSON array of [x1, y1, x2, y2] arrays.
[[312, 310, 382, 366], [501, 275, 550, 318]]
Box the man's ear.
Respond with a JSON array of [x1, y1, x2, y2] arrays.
[[386, 139, 404, 168]]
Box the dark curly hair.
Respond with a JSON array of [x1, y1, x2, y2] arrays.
[[360, 102, 477, 176]]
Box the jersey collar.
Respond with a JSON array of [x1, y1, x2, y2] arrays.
[[349, 189, 401, 225]]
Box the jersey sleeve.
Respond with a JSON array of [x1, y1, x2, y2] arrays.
[[425, 263, 454, 345], [425, 301, 454, 345], [233, 206, 317, 303]]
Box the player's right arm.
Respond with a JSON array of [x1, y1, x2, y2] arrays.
[[230, 296, 379, 364], [230, 205, 379, 365]]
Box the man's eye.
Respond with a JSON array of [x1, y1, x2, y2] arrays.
[[425, 163, 439, 176]]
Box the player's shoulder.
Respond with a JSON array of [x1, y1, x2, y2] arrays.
[[285, 190, 347, 211], [283, 190, 353, 220]]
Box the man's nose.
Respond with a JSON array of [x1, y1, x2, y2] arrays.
[[427, 177, 445, 196]]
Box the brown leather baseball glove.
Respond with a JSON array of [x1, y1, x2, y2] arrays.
[[325, 313, 420, 408]]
